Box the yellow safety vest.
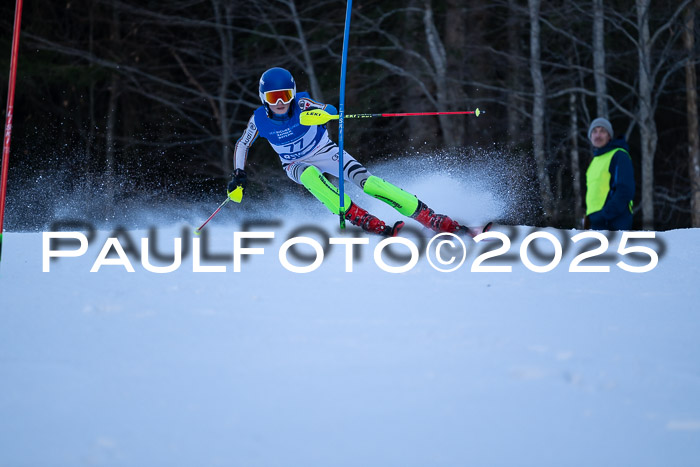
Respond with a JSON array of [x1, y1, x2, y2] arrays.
[[585, 148, 632, 215]]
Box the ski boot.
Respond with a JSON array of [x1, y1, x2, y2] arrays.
[[410, 200, 460, 233], [345, 202, 404, 237], [411, 200, 492, 237]]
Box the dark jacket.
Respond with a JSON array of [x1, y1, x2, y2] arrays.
[[586, 138, 635, 230]]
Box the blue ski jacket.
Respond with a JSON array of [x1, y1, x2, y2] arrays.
[[233, 92, 336, 170]]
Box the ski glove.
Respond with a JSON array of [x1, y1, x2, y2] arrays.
[[324, 104, 338, 116], [227, 169, 247, 203]]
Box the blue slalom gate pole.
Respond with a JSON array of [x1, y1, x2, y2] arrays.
[[337, 0, 352, 229]]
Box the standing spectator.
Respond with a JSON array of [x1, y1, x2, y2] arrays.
[[584, 117, 635, 230]]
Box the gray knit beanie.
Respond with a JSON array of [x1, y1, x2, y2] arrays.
[[588, 117, 613, 140]]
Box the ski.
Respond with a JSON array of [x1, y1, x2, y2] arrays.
[[359, 220, 490, 238], [456, 221, 493, 238], [383, 221, 405, 237]]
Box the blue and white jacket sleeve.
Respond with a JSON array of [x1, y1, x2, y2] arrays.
[[233, 115, 258, 171]]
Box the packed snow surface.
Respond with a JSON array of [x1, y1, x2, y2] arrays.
[[1, 170, 700, 466]]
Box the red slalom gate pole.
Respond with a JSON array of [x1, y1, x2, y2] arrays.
[[0, 0, 24, 265]]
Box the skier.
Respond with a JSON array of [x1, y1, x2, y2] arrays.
[[229, 67, 467, 236]]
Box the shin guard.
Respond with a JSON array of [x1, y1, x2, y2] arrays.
[[362, 175, 419, 216], [299, 166, 352, 215]]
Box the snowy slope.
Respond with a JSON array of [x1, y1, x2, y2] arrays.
[[1, 220, 700, 466], [1, 169, 700, 466]]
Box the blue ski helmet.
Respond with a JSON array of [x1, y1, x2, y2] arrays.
[[259, 67, 296, 106]]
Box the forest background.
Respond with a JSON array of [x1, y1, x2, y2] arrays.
[[1, 0, 699, 231]]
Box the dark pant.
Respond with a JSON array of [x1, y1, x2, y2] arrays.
[[589, 211, 633, 230]]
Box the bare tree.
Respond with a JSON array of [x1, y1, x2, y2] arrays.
[[592, 0, 608, 117], [248, 0, 332, 101], [569, 91, 584, 224], [423, 0, 460, 147], [211, 0, 235, 172], [400, 0, 440, 148], [443, 0, 468, 146], [598, 0, 694, 229], [528, 0, 554, 220], [349, 3, 458, 147], [506, 0, 525, 147], [635, 0, 657, 229], [684, 0, 700, 227]]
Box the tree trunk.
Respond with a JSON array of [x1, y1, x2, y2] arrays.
[[592, 0, 608, 117], [105, 4, 121, 202], [105, 76, 118, 180], [684, 0, 700, 227], [213, 0, 234, 173], [569, 91, 584, 225], [288, 0, 324, 102], [636, 0, 657, 230], [506, 0, 523, 147], [528, 0, 554, 221], [399, 0, 437, 148], [87, 2, 96, 176], [444, 0, 467, 147], [423, 0, 458, 147]]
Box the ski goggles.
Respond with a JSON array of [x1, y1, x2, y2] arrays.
[[263, 89, 295, 105]]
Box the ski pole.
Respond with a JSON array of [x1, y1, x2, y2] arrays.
[[300, 108, 484, 126], [195, 186, 243, 235], [194, 197, 231, 235]]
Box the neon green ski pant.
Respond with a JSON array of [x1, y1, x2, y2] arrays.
[[299, 166, 419, 217]]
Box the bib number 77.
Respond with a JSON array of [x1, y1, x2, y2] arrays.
[[286, 139, 304, 154]]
